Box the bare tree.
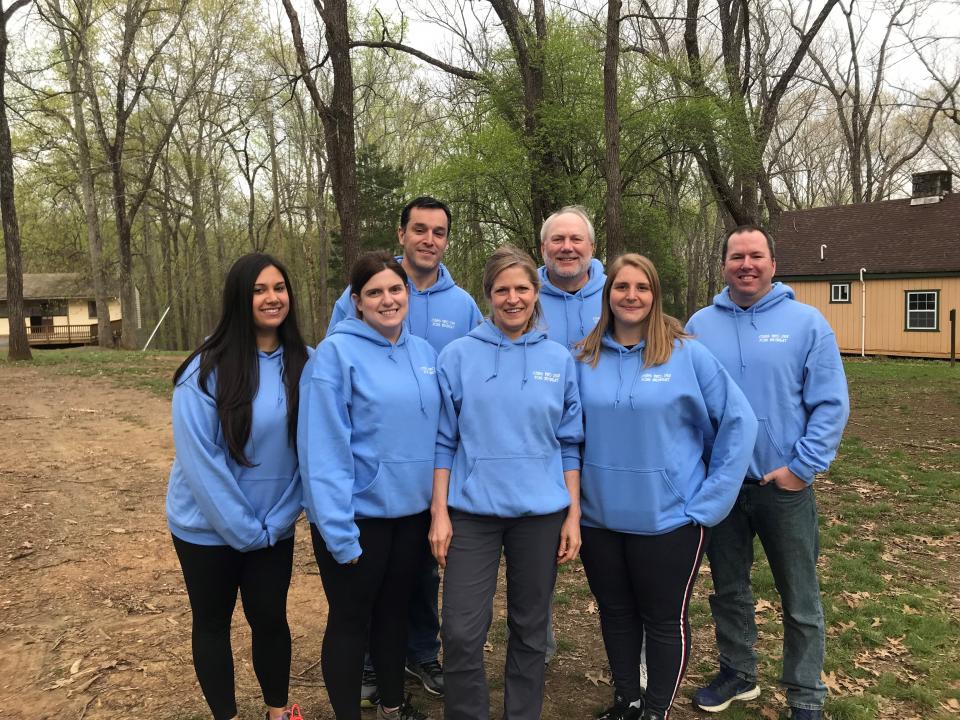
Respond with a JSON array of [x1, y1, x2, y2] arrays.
[[81, 0, 193, 349], [280, 0, 360, 282], [38, 0, 114, 347], [604, 0, 625, 258], [1, 0, 32, 361]]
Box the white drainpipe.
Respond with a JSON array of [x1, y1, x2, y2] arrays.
[[860, 268, 867, 357]]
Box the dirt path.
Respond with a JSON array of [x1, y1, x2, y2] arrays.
[[0, 364, 336, 720]]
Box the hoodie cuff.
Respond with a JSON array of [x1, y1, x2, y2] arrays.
[[434, 450, 454, 470], [240, 529, 270, 553], [787, 457, 816, 485], [333, 541, 363, 565], [561, 454, 581, 472]]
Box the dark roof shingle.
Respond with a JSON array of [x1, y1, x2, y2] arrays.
[[773, 193, 960, 277], [0, 273, 118, 301]]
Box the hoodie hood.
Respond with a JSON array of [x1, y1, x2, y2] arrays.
[[712, 281, 794, 314], [468, 320, 548, 388], [537, 258, 606, 348], [326, 260, 483, 354], [539, 257, 606, 299]]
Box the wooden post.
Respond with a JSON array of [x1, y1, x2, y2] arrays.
[[950, 309, 956, 368]]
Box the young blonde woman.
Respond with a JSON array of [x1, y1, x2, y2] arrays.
[[575, 254, 757, 720], [429, 245, 583, 720]]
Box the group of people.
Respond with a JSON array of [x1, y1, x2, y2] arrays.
[[166, 197, 850, 720]]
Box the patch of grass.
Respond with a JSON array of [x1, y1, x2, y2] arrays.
[[2, 347, 186, 397]]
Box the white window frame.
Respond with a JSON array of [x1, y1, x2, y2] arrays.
[[830, 282, 851, 304], [905, 290, 939, 332]]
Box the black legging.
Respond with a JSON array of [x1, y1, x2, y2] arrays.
[[311, 512, 430, 720], [172, 534, 294, 720], [580, 523, 709, 718]]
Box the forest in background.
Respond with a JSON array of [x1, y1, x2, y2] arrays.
[[0, 0, 958, 352]]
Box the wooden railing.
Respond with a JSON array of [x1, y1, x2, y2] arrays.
[[26, 324, 97, 345]]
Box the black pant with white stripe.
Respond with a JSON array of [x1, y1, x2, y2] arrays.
[[580, 523, 709, 718]]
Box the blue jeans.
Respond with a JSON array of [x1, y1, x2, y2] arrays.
[[707, 483, 826, 711]]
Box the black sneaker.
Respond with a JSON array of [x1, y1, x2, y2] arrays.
[[597, 692, 642, 720], [405, 658, 444, 697], [360, 665, 379, 708], [692, 666, 760, 712], [377, 694, 433, 720]]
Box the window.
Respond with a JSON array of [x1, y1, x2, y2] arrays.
[[905, 290, 939, 331], [88, 301, 97, 319], [830, 283, 851, 304]]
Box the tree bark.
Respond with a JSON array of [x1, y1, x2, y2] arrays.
[[1, 0, 33, 361], [603, 0, 624, 260], [281, 0, 360, 283]]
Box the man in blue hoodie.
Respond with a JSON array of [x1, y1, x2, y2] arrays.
[[538, 206, 606, 349], [686, 226, 850, 720], [327, 196, 482, 705]]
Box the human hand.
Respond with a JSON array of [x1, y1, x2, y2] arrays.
[[429, 509, 453, 568], [760, 466, 807, 491], [345, 555, 360, 565], [557, 514, 581, 564]]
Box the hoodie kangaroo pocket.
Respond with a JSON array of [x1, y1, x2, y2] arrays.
[[757, 418, 789, 471], [581, 463, 685, 532], [354, 458, 433, 516], [460, 454, 555, 515]]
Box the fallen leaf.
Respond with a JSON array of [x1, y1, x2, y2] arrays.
[[69, 658, 82, 675]]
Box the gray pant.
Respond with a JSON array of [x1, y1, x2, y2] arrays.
[[441, 510, 564, 720]]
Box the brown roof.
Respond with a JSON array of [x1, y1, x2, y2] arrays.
[[773, 193, 960, 277], [0, 273, 119, 301]]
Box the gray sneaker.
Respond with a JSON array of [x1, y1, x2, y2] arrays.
[[361, 666, 379, 708], [405, 659, 444, 696], [377, 694, 432, 720]]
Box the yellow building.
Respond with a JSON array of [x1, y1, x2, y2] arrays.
[[774, 172, 958, 359], [0, 273, 124, 346]]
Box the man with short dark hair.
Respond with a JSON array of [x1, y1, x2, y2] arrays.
[[328, 196, 482, 706], [686, 225, 849, 720]]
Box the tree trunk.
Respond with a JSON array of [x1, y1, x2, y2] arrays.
[[0, 1, 33, 361], [50, 0, 114, 348], [603, 0, 624, 260]]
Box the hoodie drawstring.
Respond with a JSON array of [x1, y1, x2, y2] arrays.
[[627, 350, 644, 410], [614, 347, 625, 408], [486, 334, 504, 382], [401, 342, 427, 413], [521, 336, 529, 389], [734, 307, 747, 374]]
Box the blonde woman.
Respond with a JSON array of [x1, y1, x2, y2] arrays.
[[430, 245, 583, 720], [575, 254, 757, 720]]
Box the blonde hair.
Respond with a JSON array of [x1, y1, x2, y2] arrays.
[[576, 253, 690, 368], [482, 245, 543, 335]]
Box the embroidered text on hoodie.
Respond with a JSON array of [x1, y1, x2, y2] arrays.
[[435, 320, 583, 517], [538, 258, 606, 349], [685, 283, 850, 484], [166, 347, 304, 551], [577, 336, 757, 535], [326, 260, 483, 353], [298, 319, 441, 564]]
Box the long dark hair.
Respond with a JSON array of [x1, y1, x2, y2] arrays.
[[173, 253, 309, 466]]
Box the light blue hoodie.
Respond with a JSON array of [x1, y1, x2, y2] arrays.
[[327, 260, 483, 353], [435, 320, 583, 517], [685, 283, 850, 484], [166, 347, 304, 551], [298, 318, 441, 563], [577, 335, 758, 534], [538, 258, 606, 348]]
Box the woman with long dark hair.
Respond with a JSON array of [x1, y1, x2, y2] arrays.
[[575, 254, 757, 720], [299, 251, 438, 720], [430, 245, 583, 720], [167, 253, 309, 720]]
